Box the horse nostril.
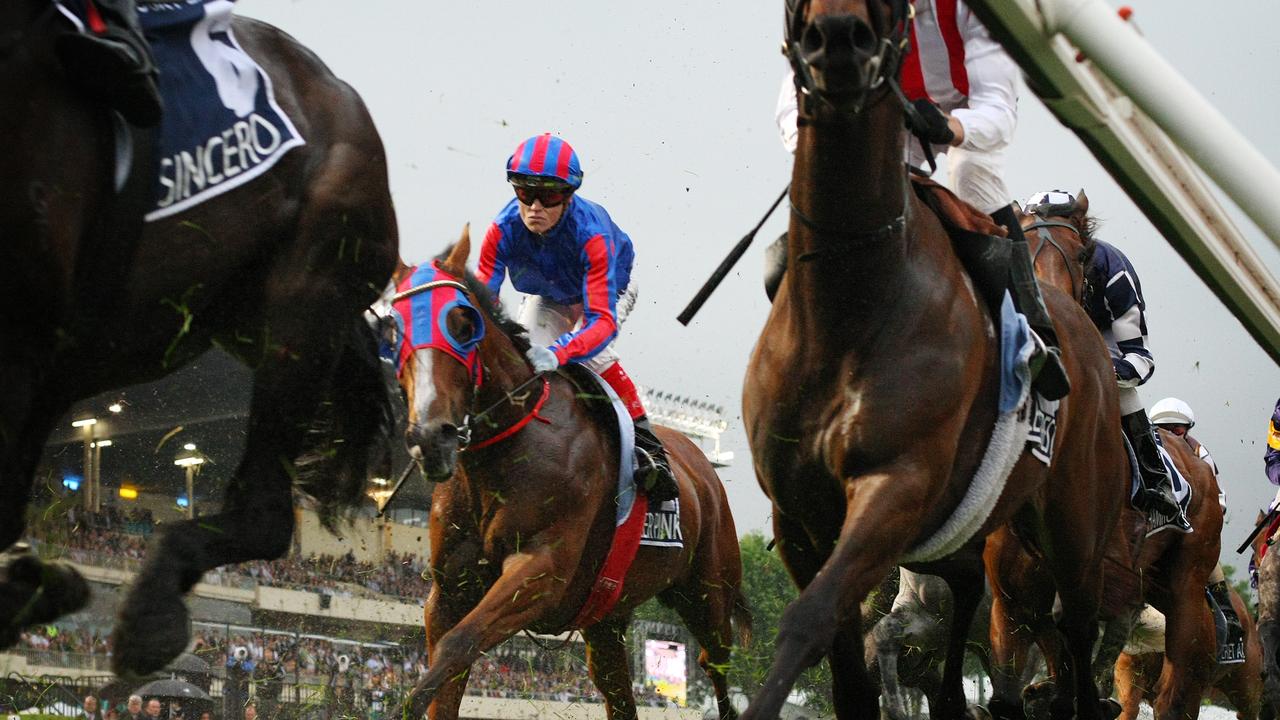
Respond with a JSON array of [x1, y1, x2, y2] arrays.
[[439, 424, 458, 441], [801, 23, 825, 54], [851, 19, 875, 53]]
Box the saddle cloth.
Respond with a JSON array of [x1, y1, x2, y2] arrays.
[[135, 0, 304, 220], [900, 292, 1055, 564]]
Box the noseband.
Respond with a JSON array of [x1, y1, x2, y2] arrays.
[[1024, 218, 1086, 303]]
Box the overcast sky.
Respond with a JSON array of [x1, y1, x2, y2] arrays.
[[237, 0, 1280, 574]]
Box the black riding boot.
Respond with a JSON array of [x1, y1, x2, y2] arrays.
[[990, 205, 1070, 401], [633, 416, 679, 503], [55, 0, 163, 127], [1121, 410, 1190, 530], [1208, 580, 1246, 663]]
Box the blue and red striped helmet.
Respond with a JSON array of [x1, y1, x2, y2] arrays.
[[506, 133, 583, 190]]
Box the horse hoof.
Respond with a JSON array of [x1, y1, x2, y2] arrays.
[[966, 705, 993, 720], [1098, 698, 1122, 720], [112, 577, 192, 677]]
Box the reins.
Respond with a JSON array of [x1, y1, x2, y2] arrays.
[[461, 375, 552, 451]]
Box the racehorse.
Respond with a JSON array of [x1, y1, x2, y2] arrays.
[[980, 198, 1231, 718], [1112, 584, 1262, 720], [384, 235, 751, 720], [0, 0, 397, 675], [739, 0, 1127, 717]]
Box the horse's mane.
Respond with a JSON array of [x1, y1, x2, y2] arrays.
[[432, 246, 531, 354]]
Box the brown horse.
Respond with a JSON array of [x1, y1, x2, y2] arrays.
[[382, 236, 750, 720], [981, 199, 1231, 718], [1113, 584, 1262, 720], [739, 1, 1126, 717], [0, 0, 397, 675]]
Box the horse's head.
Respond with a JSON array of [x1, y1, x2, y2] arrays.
[[1020, 189, 1098, 301], [374, 231, 487, 481], [783, 0, 911, 114]]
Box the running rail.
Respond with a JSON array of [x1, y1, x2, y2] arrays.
[[967, 0, 1280, 364]]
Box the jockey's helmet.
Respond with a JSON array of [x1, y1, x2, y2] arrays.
[[506, 133, 583, 190], [1023, 190, 1076, 217], [1150, 397, 1195, 428]]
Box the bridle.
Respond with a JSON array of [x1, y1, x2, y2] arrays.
[[1024, 216, 1087, 303], [782, 0, 913, 116], [389, 275, 548, 453]]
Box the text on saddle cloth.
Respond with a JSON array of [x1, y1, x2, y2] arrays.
[[126, 0, 304, 221]]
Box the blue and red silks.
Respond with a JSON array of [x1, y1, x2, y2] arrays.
[[390, 262, 485, 383]]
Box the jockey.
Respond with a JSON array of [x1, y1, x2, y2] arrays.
[[1024, 190, 1188, 531], [54, 0, 163, 127], [477, 133, 679, 502], [773, 0, 1069, 401], [1265, 398, 1280, 487], [1150, 396, 1244, 660]]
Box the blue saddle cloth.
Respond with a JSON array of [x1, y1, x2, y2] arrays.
[[133, 0, 304, 220]]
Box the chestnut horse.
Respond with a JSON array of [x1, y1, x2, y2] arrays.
[[980, 199, 1231, 718], [739, 0, 1126, 717], [0, 0, 396, 675], [382, 236, 750, 720], [1113, 584, 1262, 720]]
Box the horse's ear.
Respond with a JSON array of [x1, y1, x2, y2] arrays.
[[1075, 189, 1089, 216], [443, 224, 472, 274]]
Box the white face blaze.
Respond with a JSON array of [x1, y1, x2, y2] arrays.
[[409, 348, 438, 427]]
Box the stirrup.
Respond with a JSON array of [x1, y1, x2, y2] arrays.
[[1027, 331, 1070, 401]]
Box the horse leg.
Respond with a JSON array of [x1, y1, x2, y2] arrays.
[[405, 546, 575, 716], [582, 615, 640, 720], [934, 564, 986, 720], [422, 584, 476, 720], [742, 471, 928, 720], [1152, 593, 1214, 718], [986, 572, 1049, 719], [1112, 653, 1143, 720], [112, 310, 364, 675], [0, 406, 89, 649], [663, 586, 740, 720], [872, 611, 913, 720]]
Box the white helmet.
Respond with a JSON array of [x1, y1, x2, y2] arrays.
[[1150, 397, 1195, 428]]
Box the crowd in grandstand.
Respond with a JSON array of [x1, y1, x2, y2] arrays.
[[24, 508, 431, 601], [15, 626, 679, 709]]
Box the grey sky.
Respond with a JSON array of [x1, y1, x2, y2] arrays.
[[239, 0, 1280, 575]]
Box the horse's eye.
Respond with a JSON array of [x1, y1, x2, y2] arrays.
[[446, 310, 474, 344]]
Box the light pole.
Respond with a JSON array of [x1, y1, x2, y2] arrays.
[[91, 440, 112, 513], [174, 444, 206, 519], [71, 416, 97, 512]]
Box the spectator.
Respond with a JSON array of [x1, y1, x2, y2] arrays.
[[81, 695, 101, 720], [126, 695, 144, 720], [144, 699, 162, 720]]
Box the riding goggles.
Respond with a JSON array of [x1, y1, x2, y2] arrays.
[[513, 185, 572, 208]]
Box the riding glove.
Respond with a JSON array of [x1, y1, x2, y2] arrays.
[[907, 99, 956, 146], [526, 345, 560, 374]]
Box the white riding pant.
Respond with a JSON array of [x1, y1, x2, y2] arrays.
[[517, 281, 638, 374]]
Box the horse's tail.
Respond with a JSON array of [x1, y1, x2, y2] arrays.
[[732, 587, 754, 649], [295, 313, 394, 529]]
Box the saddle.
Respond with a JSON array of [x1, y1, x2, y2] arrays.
[[910, 177, 1011, 314]]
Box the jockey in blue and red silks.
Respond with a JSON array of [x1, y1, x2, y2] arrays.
[[477, 133, 678, 502]]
